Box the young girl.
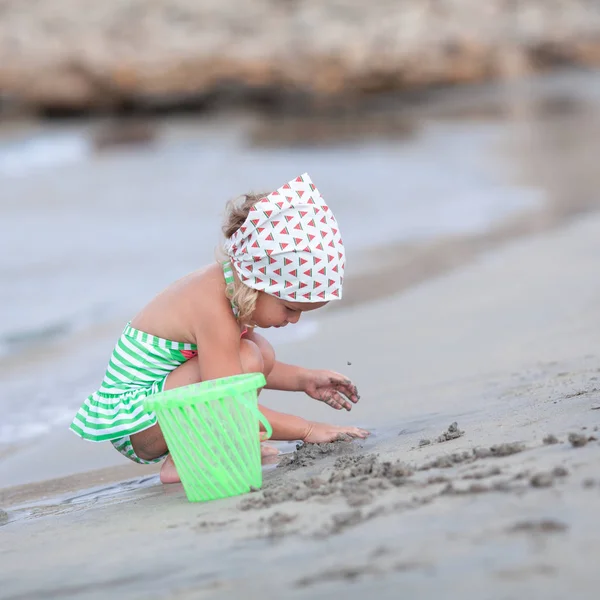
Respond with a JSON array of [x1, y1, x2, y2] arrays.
[[70, 173, 369, 483]]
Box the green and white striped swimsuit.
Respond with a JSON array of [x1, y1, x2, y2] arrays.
[[70, 262, 239, 464]]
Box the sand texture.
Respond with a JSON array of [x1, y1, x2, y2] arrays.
[[2, 211, 600, 599]]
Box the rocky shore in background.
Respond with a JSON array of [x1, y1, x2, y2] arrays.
[[1, 0, 600, 114]]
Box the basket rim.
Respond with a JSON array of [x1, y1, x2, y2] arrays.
[[144, 372, 266, 411]]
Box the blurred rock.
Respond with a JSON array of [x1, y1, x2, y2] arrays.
[[1, 0, 600, 114], [93, 121, 158, 151]]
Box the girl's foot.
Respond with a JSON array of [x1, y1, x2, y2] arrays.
[[260, 442, 280, 465], [260, 443, 279, 459], [160, 454, 179, 484], [159, 443, 281, 484], [303, 422, 370, 444]]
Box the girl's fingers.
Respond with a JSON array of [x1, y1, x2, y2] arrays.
[[334, 382, 360, 403], [337, 392, 353, 411], [346, 427, 370, 439], [330, 391, 351, 411], [321, 391, 351, 411], [326, 395, 343, 410]]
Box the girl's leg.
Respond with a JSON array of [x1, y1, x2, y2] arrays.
[[131, 338, 273, 482], [132, 333, 367, 483]]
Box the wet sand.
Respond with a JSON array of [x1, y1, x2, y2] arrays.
[[2, 208, 600, 599]]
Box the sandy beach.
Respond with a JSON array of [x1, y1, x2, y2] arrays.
[[2, 70, 600, 599], [2, 203, 600, 598]]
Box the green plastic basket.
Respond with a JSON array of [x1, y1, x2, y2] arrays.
[[144, 372, 271, 502]]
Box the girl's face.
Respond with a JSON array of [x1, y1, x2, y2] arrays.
[[250, 293, 328, 328]]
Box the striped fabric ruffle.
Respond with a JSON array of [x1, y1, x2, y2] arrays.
[[70, 323, 195, 442]]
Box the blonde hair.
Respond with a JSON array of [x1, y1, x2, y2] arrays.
[[222, 192, 269, 325]]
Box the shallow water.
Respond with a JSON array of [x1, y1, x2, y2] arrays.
[[2, 69, 600, 448]]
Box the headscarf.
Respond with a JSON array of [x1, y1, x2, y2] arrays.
[[224, 173, 345, 301]]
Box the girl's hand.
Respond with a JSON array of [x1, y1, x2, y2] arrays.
[[301, 369, 360, 411], [303, 422, 370, 443]]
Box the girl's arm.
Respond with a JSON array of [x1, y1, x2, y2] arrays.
[[265, 361, 308, 392], [241, 329, 308, 392], [245, 329, 359, 410], [190, 286, 245, 381], [259, 405, 370, 442], [266, 361, 359, 410], [258, 405, 311, 440]]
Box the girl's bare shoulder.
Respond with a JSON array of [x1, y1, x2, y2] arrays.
[[131, 263, 236, 343]]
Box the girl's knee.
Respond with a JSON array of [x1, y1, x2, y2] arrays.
[[258, 338, 275, 377], [240, 339, 265, 375], [245, 332, 275, 377]]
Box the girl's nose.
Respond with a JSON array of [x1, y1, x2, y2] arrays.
[[288, 311, 301, 324]]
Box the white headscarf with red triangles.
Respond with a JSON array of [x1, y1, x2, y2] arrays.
[[224, 173, 345, 301]]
